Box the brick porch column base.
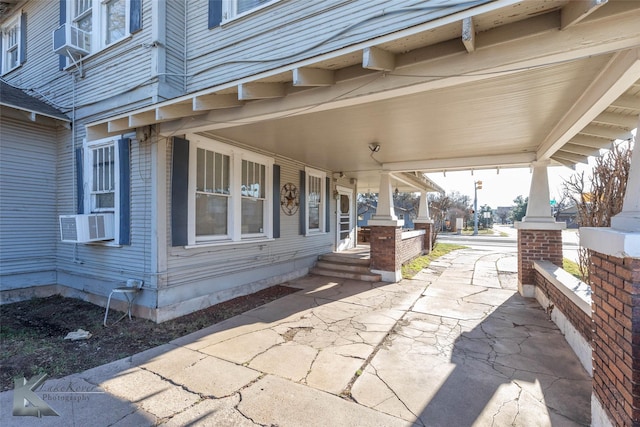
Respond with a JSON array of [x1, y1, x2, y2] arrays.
[[581, 226, 640, 427], [590, 252, 640, 426], [369, 225, 402, 282], [414, 220, 433, 254], [515, 223, 564, 297]]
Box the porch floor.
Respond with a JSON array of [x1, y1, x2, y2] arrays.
[[1, 248, 591, 426], [334, 243, 371, 259]]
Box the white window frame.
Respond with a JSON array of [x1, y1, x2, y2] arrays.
[[222, 0, 281, 23], [84, 136, 121, 243], [187, 135, 274, 246], [1, 13, 22, 75], [305, 166, 326, 236], [68, 0, 130, 55]]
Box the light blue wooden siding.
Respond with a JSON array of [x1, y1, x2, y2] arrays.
[[160, 136, 334, 309], [185, 0, 489, 91], [165, 0, 186, 94], [55, 131, 156, 302], [0, 114, 62, 288]]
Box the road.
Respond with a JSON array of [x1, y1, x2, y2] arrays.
[[436, 225, 580, 262]]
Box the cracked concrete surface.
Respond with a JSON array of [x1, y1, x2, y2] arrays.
[[1, 249, 590, 426]]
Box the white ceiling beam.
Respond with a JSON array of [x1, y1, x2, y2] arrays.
[[561, 0, 608, 30], [193, 94, 244, 111], [561, 143, 602, 157], [160, 9, 640, 136], [553, 150, 590, 164], [551, 156, 577, 170], [86, 123, 113, 141], [363, 46, 395, 72], [129, 111, 156, 128], [569, 134, 613, 149], [610, 94, 640, 111], [593, 111, 639, 128], [382, 152, 537, 173], [293, 68, 335, 87], [580, 124, 634, 140], [156, 103, 194, 121], [537, 48, 640, 161], [238, 83, 285, 100], [391, 172, 443, 193], [462, 17, 475, 53], [108, 117, 130, 133]]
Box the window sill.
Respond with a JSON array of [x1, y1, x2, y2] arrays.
[[219, 0, 282, 27], [85, 241, 122, 248], [185, 237, 275, 249], [1, 63, 22, 77], [305, 231, 328, 237]]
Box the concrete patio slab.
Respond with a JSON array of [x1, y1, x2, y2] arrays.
[[1, 248, 591, 426], [237, 375, 410, 427]]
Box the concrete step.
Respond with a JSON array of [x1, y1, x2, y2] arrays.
[[318, 253, 371, 266], [310, 267, 382, 282], [315, 260, 371, 274]]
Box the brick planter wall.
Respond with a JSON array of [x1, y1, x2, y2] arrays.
[[517, 229, 563, 288], [534, 271, 592, 342], [369, 226, 402, 272], [398, 233, 425, 265], [590, 252, 640, 426], [414, 222, 433, 254]]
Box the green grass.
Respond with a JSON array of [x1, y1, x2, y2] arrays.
[[563, 258, 583, 280], [402, 243, 468, 279], [460, 228, 495, 236]]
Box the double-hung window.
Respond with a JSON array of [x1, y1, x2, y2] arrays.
[[62, 0, 140, 60], [90, 143, 116, 212], [83, 136, 130, 245], [189, 135, 273, 245], [195, 147, 230, 239], [1, 12, 25, 74], [305, 167, 326, 234]]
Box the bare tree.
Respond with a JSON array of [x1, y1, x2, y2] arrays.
[[429, 193, 451, 247], [563, 142, 632, 282]]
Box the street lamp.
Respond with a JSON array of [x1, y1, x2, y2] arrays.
[[473, 180, 482, 236]]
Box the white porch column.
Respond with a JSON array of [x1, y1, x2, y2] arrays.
[[414, 190, 434, 254], [522, 160, 557, 223], [369, 172, 403, 227], [515, 160, 565, 298], [415, 190, 431, 221]]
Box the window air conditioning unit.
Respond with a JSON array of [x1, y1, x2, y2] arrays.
[[59, 214, 115, 243], [53, 23, 90, 58]]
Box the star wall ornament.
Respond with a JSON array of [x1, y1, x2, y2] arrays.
[[280, 182, 300, 216]]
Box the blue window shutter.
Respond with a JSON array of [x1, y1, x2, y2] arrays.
[[118, 138, 131, 245], [75, 147, 84, 214], [130, 0, 142, 33], [19, 12, 27, 64], [299, 170, 306, 235], [208, 0, 223, 28], [272, 165, 280, 238], [325, 177, 331, 233], [58, 0, 66, 70], [171, 137, 189, 246], [0, 35, 3, 72]]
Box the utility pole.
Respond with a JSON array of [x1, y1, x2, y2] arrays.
[[473, 180, 482, 236]]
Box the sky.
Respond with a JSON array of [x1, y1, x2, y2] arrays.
[[425, 163, 593, 208], [425, 131, 636, 208]]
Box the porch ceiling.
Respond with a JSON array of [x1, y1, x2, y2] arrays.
[[86, 0, 640, 193]]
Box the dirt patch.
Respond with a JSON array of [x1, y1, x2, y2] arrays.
[[0, 285, 299, 391]]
